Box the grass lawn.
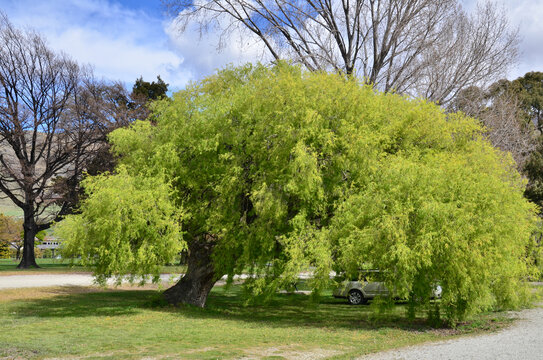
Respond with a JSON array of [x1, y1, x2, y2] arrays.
[[0, 258, 90, 274], [0, 284, 514, 360], [0, 258, 186, 275]]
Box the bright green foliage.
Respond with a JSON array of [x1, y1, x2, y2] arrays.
[[57, 167, 184, 284], [58, 63, 538, 322], [331, 141, 536, 320]]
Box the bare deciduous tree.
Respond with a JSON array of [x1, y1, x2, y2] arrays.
[[481, 95, 536, 169], [47, 78, 142, 214], [453, 84, 536, 169], [164, 0, 518, 105], [0, 14, 132, 268]]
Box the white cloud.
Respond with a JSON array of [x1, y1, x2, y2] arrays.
[[1, 0, 192, 90], [504, 0, 543, 78], [164, 5, 272, 81], [463, 0, 543, 79], [163, 0, 543, 83], [50, 26, 186, 86], [452, 1, 543, 80], [1, 0, 541, 89]]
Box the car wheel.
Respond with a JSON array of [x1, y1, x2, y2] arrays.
[[348, 289, 366, 305]]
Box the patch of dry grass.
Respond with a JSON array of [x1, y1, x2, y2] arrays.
[[0, 285, 99, 302], [0, 284, 164, 303], [241, 346, 342, 360]]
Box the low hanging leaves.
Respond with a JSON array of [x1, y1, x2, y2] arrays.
[[57, 63, 538, 322], [57, 166, 184, 284]]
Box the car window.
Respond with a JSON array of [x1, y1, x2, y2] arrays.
[[337, 269, 385, 282], [360, 270, 384, 282]]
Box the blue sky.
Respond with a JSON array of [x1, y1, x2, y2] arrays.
[[0, 0, 541, 92]]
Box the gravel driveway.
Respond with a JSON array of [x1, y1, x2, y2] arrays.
[[0, 273, 261, 289], [358, 304, 543, 360], [0, 273, 180, 289]]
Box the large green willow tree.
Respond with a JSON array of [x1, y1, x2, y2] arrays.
[[57, 64, 538, 322]]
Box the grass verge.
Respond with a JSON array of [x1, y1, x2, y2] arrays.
[[0, 284, 516, 360], [0, 258, 91, 274], [0, 258, 186, 275]]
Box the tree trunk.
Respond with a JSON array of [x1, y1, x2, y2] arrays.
[[17, 209, 39, 269], [163, 235, 220, 307]]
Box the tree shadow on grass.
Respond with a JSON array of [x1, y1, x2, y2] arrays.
[[193, 288, 436, 332], [8, 285, 437, 332], [8, 286, 152, 318]]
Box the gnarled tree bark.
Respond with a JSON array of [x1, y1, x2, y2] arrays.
[[163, 235, 221, 307]]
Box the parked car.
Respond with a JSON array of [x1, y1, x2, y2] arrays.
[[333, 270, 442, 305]]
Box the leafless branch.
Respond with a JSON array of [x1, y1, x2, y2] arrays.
[[0, 13, 146, 266], [163, 0, 518, 105]]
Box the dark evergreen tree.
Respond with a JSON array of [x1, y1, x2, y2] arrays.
[[132, 76, 168, 102]]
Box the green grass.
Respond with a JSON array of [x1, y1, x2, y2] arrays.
[[0, 258, 89, 273], [0, 196, 23, 217], [0, 258, 187, 275], [0, 285, 514, 360]]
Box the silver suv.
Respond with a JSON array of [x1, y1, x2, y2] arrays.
[[333, 270, 442, 305]]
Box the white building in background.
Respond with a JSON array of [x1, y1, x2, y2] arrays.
[[36, 237, 62, 257]]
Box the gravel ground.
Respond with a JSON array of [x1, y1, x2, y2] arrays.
[[0, 273, 267, 289], [0, 273, 181, 289], [0, 272, 313, 290], [358, 304, 543, 360]]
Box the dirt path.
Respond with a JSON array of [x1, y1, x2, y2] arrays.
[[358, 304, 543, 360], [0, 273, 259, 289], [0, 273, 182, 289]]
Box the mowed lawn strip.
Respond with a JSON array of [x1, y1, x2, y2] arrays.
[[0, 285, 515, 360], [0, 258, 91, 275], [0, 259, 186, 275]]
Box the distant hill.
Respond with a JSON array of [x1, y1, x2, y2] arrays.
[[0, 197, 22, 217], [0, 137, 44, 218]]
